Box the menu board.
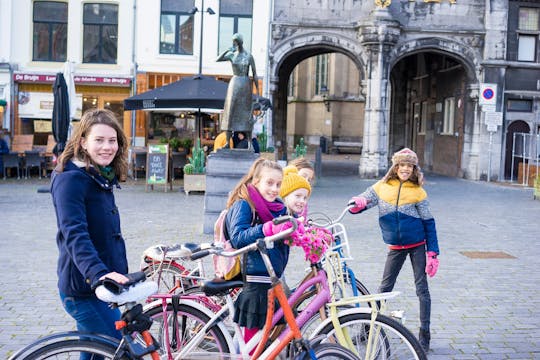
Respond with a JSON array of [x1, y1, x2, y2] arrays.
[[146, 144, 169, 188]]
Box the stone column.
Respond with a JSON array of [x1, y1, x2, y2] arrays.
[[358, 9, 400, 178]]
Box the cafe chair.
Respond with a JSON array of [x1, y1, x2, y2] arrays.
[[2, 152, 22, 179], [24, 150, 45, 179], [132, 151, 147, 180], [171, 151, 187, 181]]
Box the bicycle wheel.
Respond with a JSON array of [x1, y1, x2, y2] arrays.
[[12, 338, 117, 359], [143, 261, 199, 294], [314, 312, 426, 360], [299, 277, 371, 337], [144, 301, 231, 357], [297, 343, 360, 360]]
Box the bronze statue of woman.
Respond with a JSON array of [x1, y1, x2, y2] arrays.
[[216, 33, 259, 145]]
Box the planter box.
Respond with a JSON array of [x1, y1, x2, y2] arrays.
[[258, 152, 275, 161], [535, 177, 540, 200], [183, 174, 206, 195]]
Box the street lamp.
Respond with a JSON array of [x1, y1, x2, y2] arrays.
[[189, 1, 215, 76], [320, 85, 331, 112], [189, 1, 215, 141]]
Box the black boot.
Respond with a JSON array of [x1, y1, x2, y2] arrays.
[[419, 328, 430, 353]]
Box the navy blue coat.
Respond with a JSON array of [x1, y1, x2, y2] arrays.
[[225, 199, 289, 277], [51, 161, 128, 296]]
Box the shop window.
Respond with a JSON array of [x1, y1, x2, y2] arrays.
[[314, 54, 328, 96], [517, 7, 539, 62], [83, 3, 118, 64], [507, 99, 533, 112], [33, 1, 68, 62], [160, 0, 194, 55], [218, 0, 253, 54], [442, 97, 455, 135]]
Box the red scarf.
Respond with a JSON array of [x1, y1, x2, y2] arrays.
[[247, 184, 284, 222]]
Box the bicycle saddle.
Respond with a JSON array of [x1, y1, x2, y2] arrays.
[[94, 272, 158, 305], [201, 279, 243, 296]]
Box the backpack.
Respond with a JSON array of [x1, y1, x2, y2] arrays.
[[212, 207, 255, 280]]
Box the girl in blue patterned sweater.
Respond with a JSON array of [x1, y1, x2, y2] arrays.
[[348, 148, 440, 353]]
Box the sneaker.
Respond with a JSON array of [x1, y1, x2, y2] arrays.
[[418, 328, 430, 353]]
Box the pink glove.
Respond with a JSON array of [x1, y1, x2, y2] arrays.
[[263, 221, 292, 237], [348, 196, 368, 214], [425, 251, 439, 277], [263, 220, 305, 239]]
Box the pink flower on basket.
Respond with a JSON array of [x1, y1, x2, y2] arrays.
[[285, 225, 333, 263]]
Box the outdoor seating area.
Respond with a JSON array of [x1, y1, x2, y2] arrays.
[[2, 134, 56, 179]]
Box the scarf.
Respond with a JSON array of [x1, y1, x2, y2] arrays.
[[98, 165, 116, 182], [247, 184, 284, 222]]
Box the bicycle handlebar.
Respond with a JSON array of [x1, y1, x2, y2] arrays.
[[308, 205, 355, 228], [190, 215, 298, 261]]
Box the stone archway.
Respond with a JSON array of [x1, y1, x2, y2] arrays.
[[268, 31, 366, 160], [387, 38, 481, 177]]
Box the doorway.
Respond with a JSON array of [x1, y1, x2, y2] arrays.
[[505, 120, 530, 180]]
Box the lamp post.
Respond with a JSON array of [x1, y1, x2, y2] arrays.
[[190, 0, 215, 77], [189, 1, 215, 140]]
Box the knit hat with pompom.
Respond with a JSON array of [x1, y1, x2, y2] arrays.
[[280, 166, 311, 198]]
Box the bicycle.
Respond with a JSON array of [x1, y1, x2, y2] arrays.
[[9, 272, 162, 360], [143, 216, 426, 359]]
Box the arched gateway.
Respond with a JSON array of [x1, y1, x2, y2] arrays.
[[267, 1, 504, 180]]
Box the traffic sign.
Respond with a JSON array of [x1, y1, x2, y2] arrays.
[[479, 83, 497, 106], [485, 111, 503, 126]]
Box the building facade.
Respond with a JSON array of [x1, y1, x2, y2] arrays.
[[269, 0, 540, 181], [2, 0, 539, 182]]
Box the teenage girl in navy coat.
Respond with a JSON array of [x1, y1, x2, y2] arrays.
[[51, 109, 129, 341]]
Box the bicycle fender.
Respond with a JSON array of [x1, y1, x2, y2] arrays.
[[8, 331, 120, 360], [308, 307, 372, 339]]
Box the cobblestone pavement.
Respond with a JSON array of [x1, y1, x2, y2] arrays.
[[1, 155, 539, 359]]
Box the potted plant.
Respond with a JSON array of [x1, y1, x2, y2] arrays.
[[180, 137, 193, 153], [182, 138, 206, 194], [168, 137, 181, 152], [257, 125, 275, 161]]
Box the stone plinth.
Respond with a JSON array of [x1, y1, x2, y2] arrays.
[[203, 149, 259, 234]]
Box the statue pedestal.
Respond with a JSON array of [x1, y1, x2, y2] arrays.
[[203, 149, 259, 234]]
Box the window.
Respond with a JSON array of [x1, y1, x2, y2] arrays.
[[442, 97, 455, 135], [83, 3, 118, 64], [33, 1, 68, 62], [218, 0, 253, 54], [288, 70, 295, 97], [507, 99, 533, 112], [314, 55, 328, 96], [517, 7, 539, 62], [160, 0, 194, 55], [420, 101, 427, 134]]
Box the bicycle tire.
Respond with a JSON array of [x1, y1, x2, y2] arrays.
[[144, 301, 231, 357], [13, 338, 117, 359], [297, 342, 360, 360], [313, 311, 427, 360], [143, 261, 199, 294]]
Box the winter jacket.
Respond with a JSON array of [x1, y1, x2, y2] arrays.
[[359, 179, 439, 254], [51, 161, 128, 296], [225, 199, 289, 278]]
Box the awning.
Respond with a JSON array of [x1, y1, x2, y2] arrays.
[[124, 75, 228, 111]]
